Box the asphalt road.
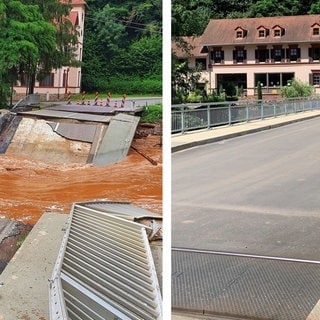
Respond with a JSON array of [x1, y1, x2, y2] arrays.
[[172, 117, 320, 261]]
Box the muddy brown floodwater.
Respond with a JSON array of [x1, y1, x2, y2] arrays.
[[0, 133, 162, 224]]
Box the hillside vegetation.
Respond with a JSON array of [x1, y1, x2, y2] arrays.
[[82, 0, 162, 95]]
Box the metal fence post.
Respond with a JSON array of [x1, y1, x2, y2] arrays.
[[246, 104, 249, 122], [207, 104, 211, 129], [228, 104, 231, 125], [181, 105, 185, 134]]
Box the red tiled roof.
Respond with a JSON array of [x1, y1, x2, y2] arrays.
[[70, 0, 86, 4], [201, 15, 320, 46], [172, 36, 207, 58], [60, 0, 86, 5], [68, 11, 79, 26]]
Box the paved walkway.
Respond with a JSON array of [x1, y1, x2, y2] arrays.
[[0, 212, 68, 320], [172, 109, 320, 320], [172, 109, 320, 152]]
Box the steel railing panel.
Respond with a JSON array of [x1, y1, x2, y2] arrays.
[[79, 201, 161, 220], [66, 233, 152, 278], [62, 274, 131, 320], [62, 258, 158, 312], [49, 202, 162, 320], [172, 97, 320, 134], [71, 212, 148, 248], [68, 222, 150, 264], [63, 247, 156, 297], [63, 251, 156, 300]]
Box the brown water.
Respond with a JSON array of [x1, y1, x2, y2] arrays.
[[0, 135, 162, 224]]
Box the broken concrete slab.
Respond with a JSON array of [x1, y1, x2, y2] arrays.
[[0, 219, 20, 244], [6, 118, 91, 164], [0, 114, 22, 153], [47, 122, 99, 143], [17, 109, 112, 123], [93, 113, 140, 166]]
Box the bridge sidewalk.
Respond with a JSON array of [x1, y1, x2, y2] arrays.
[[171, 109, 320, 320], [172, 110, 320, 152]]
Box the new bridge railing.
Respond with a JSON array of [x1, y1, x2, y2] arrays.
[[172, 97, 320, 134]]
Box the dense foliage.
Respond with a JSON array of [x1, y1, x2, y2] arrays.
[[82, 0, 162, 95]]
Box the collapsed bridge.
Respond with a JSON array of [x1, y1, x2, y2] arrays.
[[0, 103, 153, 166]]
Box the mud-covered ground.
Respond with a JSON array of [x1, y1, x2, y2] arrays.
[[0, 123, 162, 273]]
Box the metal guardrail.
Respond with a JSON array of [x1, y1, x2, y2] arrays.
[[11, 94, 40, 110], [49, 201, 162, 320], [172, 97, 320, 134]]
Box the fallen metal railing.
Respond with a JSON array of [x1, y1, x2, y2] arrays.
[[49, 201, 162, 320], [11, 94, 41, 110]]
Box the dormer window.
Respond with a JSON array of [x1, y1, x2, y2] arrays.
[[257, 26, 269, 38], [274, 29, 281, 37], [235, 27, 247, 39], [311, 23, 320, 36], [259, 30, 265, 37], [272, 25, 285, 37]]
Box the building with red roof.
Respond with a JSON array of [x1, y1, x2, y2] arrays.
[[174, 15, 320, 97]]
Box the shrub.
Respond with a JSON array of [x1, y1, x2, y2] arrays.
[[99, 77, 162, 95], [186, 93, 202, 103], [281, 79, 315, 98], [141, 104, 162, 123]]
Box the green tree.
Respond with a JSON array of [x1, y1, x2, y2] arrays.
[[111, 35, 162, 77], [210, 0, 253, 19], [172, 57, 202, 103], [92, 4, 128, 55], [80, 32, 107, 92], [248, 0, 301, 17], [23, 0, 80, 93], [172, 0, 211, 36], [82, 0, 162, 93], [0, 0, 56, 104], [309, 1, 320, 14]]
